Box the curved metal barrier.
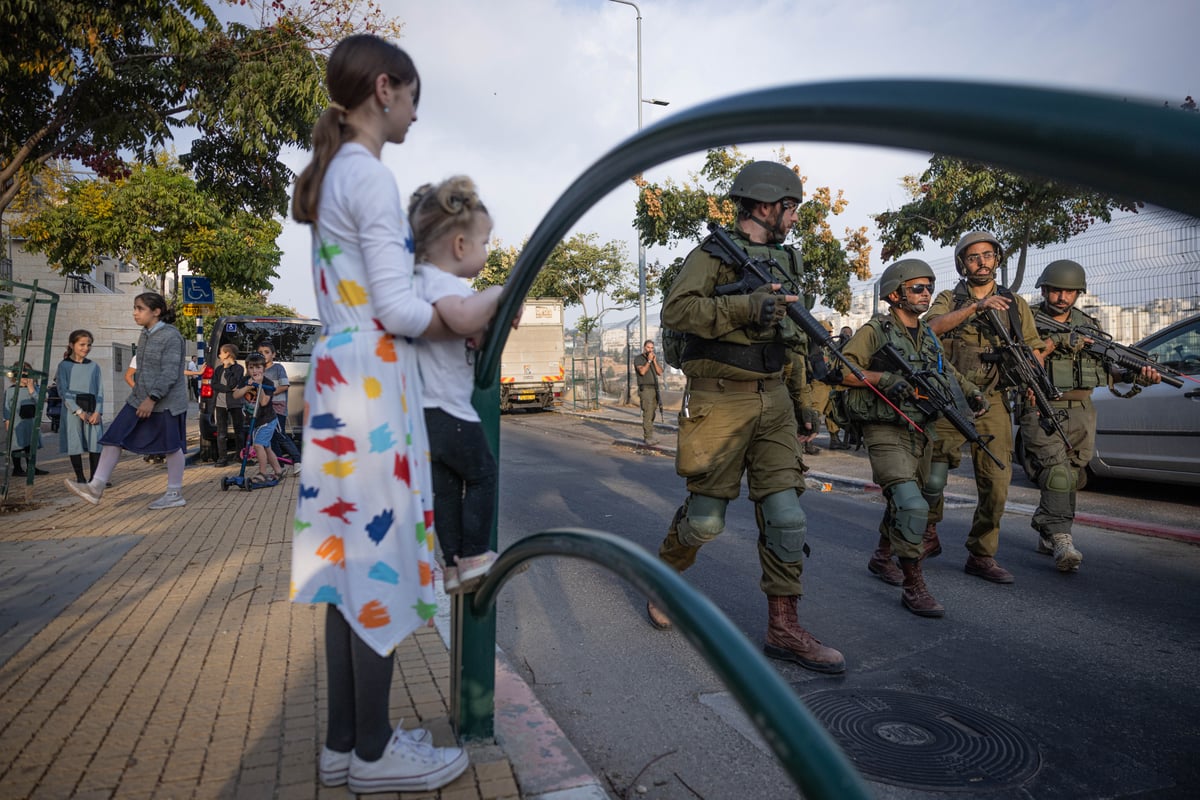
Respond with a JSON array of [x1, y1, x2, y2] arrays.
[[466, 529, 872, 799], [457, 79, 1199, 793]]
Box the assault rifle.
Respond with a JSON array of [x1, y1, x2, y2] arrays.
[[1034, 311, 1188, 389], [705, 223, 926, 431], [981, 308, 1072, 451], [877, 343, 1004, 468]]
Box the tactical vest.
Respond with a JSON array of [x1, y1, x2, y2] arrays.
[[662, 230, 806, 374], [845, 314, 958, 427], [1035, 303, 1108, 392], [939, 282, 1023, 390]]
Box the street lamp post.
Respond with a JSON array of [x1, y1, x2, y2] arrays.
[[608, 0, 668, 347]]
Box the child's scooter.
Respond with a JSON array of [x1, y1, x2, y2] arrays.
[[221, 400, 280, 491]]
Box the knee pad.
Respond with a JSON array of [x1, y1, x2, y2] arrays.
[[676, 494, 728, 547], [886, 480, 929, 545], [922, 461, 949, 507], [1044, 462, 1075, 494], [758, 490, 808, 563]]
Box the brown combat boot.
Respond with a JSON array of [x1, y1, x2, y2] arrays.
[[921, 522, 942, 560], [763, 595, 845, 674], [867, 535, 903, 586], [1049, 533, 1083, 572], [899, 559, 945, 617], [964, 554, 1014, 584]]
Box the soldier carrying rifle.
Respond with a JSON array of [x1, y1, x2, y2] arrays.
[[925, 231, 1049, 585], [1025, 260, 1162, 573], [840, 259, 989, 617]]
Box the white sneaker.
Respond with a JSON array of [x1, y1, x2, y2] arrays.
[[347, 730, 468, 793], [442, 565, 461, 592], [456, 550, 498, 583], [290, 461, 301, 476], [148, 491, 186, 510], [64, 479, 103, 505], [320, 726, 432, 787]]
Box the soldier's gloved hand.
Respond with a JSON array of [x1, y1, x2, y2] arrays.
[[749, 285, 787, 328], [1067, 330, 1088, 354], [876, 372, 912, 403], [967, 391, 990, 416]]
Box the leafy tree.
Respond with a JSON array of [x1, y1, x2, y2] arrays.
[[634, 146, 871, 313], [873, 155, 1142, 291], [0, 0, 403, 225], [14, 154, 281, 297], [474, 232, 632, 356]]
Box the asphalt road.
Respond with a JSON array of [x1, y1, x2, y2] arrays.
[[492, 410, 1200, 800]]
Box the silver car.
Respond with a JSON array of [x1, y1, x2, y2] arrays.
[[1087, 313, 1200, 487]]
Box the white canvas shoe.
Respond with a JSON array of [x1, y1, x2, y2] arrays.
[[347, 729, 468, 793], [148, 490, 186, 510], [64, 479, 103, 505], [319, 725, 433, 787]]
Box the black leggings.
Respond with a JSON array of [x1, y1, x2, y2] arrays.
[[213, 405, 246, 461], [425, 408, 498, 562], [69, 452, 101, 482], [324, 606, 394, 760]]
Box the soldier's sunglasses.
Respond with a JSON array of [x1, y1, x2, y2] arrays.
[[905, 283, 934, 294]]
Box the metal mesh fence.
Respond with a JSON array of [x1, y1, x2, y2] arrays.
[[838, 206, 1200, 342]]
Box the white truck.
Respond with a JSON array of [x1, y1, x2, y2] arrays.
[[499, 297, 565, 412]]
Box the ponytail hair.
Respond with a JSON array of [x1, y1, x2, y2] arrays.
[[408, 175, 489, 263], [135, 291, 176, 325], [292, 34, 420, 224]]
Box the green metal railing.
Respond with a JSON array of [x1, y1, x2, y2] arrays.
[[1, 278, 59, 501], [457, 80, 1200, 794]]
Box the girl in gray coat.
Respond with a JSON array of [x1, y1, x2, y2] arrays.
[[64, 293, 190, 510]]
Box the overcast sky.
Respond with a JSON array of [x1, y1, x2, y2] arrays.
[[266, 0, 1197, 323]]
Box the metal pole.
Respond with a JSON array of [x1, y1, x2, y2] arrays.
[[609, 0, 648, 345]]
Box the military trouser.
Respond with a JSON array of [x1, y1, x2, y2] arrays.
[[663, 378, 805, 596], [929, 389, 1012, 558], [808, 381, 832, 435], [638, 384, 658, 440], [1020, 397, 1095, 537], [862, 424, 933, 560], [820, 385, 841, 435]]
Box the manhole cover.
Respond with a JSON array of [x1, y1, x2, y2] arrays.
[[803, 689, 1041, 791]]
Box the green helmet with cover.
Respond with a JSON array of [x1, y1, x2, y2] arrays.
[[878, 258, 936, 298], [1036, 259, 1087, 292], [953, 231, 1004, 275], [728, 161, 804, 204]]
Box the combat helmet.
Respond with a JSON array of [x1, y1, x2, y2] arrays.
[[729, 161, 804, 204], [953, 231, 1003, 275], [878, 259, 936, 298], [1035, 259, 1087, 292]]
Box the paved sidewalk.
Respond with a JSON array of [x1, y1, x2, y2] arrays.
[[0, 445, 600, 800]]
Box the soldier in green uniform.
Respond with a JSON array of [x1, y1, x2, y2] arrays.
[[648, 161, 844, 675], [633, 339, 662, 445], [1024, 260, 1161, 572], [841, 260, 987, 616], [924, 231, 1047, 584]]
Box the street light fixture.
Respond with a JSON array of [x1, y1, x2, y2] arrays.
[[608, 0, 668, 348]]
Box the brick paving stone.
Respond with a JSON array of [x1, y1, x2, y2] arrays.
[[1, 434, 535, 800]]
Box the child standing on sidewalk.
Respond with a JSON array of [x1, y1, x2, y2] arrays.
[[288, 34, 468, 794], [64, 292, 189, 509], [233, 352, 282, 484], [56, 329, 104, 483], [209, 344, 246, 467], [408, 176, 508, 592]]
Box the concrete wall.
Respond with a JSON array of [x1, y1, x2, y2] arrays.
[[3, 244, 146, 420]]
